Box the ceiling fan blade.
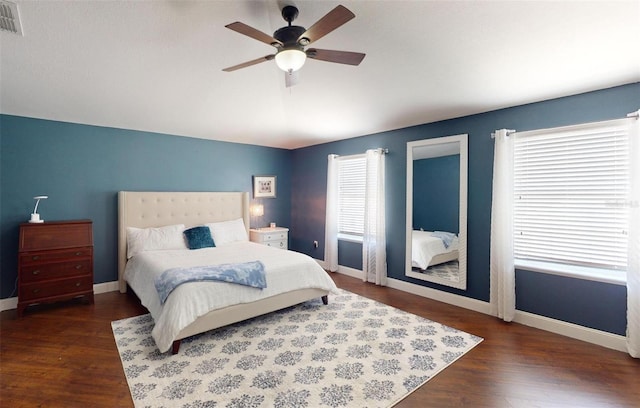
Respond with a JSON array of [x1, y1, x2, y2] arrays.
[[285, 70, 299, 88], [225, 22, 283, 47], [222, 55, 275, 72], [297, 5, 355, 44], [306, 49, 365, 66]]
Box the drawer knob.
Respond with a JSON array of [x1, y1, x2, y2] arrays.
[[32, 255, 40, 261], [75, 282, 81, 287], [75, 264, 83, 270], [32, 270, 40, 275], [33, 288, 40, 294], [75, 252, 82, 256]]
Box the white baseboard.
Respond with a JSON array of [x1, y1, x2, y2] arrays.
[[94, 281, 119, 294], [0, 281, 120, 312], [0, 296, 18, 312], [322, 263, 627, 354], [336, 265, 364, 280], [314, 259, 364, 280], [513, 310, 627, 353], [386, 277, 492, 315]]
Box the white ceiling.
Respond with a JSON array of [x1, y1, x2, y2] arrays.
[[1, 1, 638, 149]]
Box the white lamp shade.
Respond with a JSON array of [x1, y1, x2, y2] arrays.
[[275, 49, 306, 72], [251, 204, 264, 217]]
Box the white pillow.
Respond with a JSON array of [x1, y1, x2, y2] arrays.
[[126, 224, 187, 259], [206, 218, 248, 246]]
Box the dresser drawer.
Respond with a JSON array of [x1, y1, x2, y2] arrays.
[[20, 259, 92, 283], [264, 239, 288, 249], [260, 232, 288, 242], [19, 276, 93, 302], [20, 247, 92, 265], [19, 221, 93, 251]]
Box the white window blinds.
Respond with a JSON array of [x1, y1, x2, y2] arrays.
[[513, 119, 631, 271], [338, 155, 366, 236]]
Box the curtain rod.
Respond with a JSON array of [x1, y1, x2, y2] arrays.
[[330, 148, 389, 158], [490, 129, 516, 139], [491, 109, 639, 139]]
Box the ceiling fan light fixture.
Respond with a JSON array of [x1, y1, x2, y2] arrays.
[[275, 48, 306, 72]]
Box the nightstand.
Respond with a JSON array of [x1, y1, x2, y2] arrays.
[[17, 220, 94, 317], [250, 227, 289, 250]]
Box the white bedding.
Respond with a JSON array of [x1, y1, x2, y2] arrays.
[[125, 241, 338, 352], [411, 230, 459, 269]]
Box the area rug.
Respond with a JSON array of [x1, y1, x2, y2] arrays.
[[112, 289, 483, 408], [416, 260, 460, 282]]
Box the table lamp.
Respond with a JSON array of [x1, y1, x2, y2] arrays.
[[29, 195, 48, 223], [250, 204, 264, 228]]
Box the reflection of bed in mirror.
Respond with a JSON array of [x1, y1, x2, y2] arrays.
[[411, 230, 459, 269]]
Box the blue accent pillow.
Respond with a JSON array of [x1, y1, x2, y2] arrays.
[[183, 226, 215, 250]]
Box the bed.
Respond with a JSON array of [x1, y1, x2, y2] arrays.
[[118, 191, 338, 354], [411, 230, 459, 270]]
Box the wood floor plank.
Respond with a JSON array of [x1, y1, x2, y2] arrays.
[[1, 273, 638, 407]]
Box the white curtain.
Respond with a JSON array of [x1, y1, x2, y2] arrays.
[[490, 129, 516, 322], [362, 149, 387, 285], [324, 154, 339, 272], [627, 111, 640, 358]]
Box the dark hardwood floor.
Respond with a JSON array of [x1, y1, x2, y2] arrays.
[[1, 272, 638, 407]]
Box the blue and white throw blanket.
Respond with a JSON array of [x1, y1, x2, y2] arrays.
[[155, 261, 267, 304], [431, 231, 457, 249]]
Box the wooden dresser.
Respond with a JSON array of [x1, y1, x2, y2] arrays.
[[18, 220, 94, 317]]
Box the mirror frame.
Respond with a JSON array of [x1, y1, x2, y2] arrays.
[[405, 134, 468, 290]]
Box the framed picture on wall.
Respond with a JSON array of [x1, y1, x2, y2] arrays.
[[253, 175, 277, 198]]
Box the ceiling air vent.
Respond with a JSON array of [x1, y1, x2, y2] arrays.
[[0, 1, 23, 36]]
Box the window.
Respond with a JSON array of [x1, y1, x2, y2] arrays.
[[513, 119, 631, 281], [325, 149, 387, 276], [337, 154, 366, 239]]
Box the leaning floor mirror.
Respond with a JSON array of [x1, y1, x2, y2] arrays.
[[406, 134, 468, 290]]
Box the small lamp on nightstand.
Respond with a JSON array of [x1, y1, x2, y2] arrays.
[[250, 204, 264, 228], [29, 195, 48, 223]]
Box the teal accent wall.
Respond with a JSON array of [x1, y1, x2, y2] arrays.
[[0, 116, 292, 298], [2, 83, 638, 337], [289, 83, 640, 336]]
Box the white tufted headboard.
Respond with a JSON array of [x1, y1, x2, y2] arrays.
[[117, 191, 250, 293]]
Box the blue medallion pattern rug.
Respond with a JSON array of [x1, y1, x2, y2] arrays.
[[112, 289, 483, 408]]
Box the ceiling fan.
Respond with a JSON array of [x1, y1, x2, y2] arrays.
[[222, 4, 365, 86]]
